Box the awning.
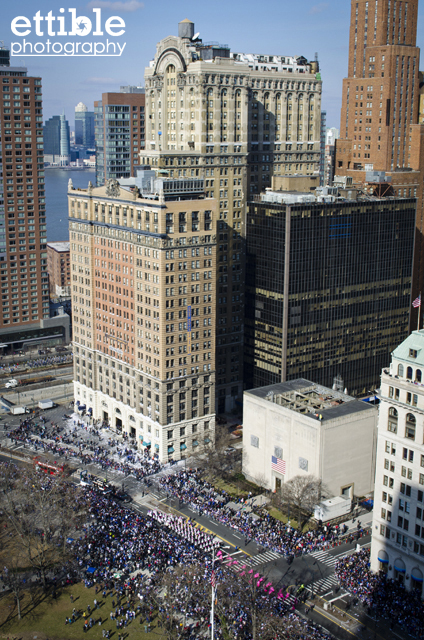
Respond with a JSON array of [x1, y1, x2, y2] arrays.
[[204, 438, 211, 444], [180, 443, 187, 450], [79, 404, 86, 411], [144, 442, 151, 448], [155, 444, 159, 451], [394, 559, 406, 573], [377, 550, 389, 564], [412, 568, 423, 583], [192, 440, 199, 447], [76, 400, 80, 406], [87, 408, 92, 415], [168, 446, 175, 453]]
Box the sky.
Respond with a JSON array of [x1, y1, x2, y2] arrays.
[[3, 0, 424, 131]]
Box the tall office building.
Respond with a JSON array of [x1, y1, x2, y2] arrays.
[[0, 49, 65, 350], [370, 330, 424, 593], [335, 0, 424, 309], [94, 88, 145, 186], [69, 174, 217, 461], [244, 186, 416, 396], [75, 102, 95, 148], [44, 112, 71, 165], [141, 19, 323, 412], [319, 110, 327, 186]]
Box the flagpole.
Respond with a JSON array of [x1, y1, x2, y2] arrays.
[[419, 294, 422, 332], [211, 547, 215, 640]]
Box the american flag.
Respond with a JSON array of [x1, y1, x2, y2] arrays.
[[271, 456, 286, 474], [413, 295, 422, 308], [211, 571, 216, 589]]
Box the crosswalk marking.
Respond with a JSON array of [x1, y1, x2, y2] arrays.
[[309, 549, 337, 567], [239, 550, 282, 567], [311, 574, 339, 594]]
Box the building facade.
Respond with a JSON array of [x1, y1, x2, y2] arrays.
[[69, 176, 217, 462], [0, 50, 66, 352], [244, 189, 416, 396], [242, 380, 377, 497], [47, 241, 71, 297], [75, 102, 95, 148], [334, 0, 424, 314], [94, 88, 145, 187], [370, 330, 424, 593], [141, 19, 323, 412], [43, 113, 71, 165]]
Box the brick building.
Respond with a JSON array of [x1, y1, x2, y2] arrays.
[[94, 88, 145, 186], [69, 176, 217, 462], [47, 242, 71, 297], [335, 0, 424, 316]]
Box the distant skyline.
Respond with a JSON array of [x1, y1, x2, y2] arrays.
[[3, 0, 424, 129]]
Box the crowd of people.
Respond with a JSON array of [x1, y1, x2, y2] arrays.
[[7, 415, 162, 480], [159, 469, 351, 558], [68, 487, 333, 640], [0, 353, 72, 373], [335, 548, 424, 637]]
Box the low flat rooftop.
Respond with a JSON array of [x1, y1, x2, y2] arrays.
[[47, 242, 70, 253], [245, 379, 374, 420]]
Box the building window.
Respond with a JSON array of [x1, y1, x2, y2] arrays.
[[388, 407, 398, 433], [398, 364, 404, 376], [405, 413, 416, 440]]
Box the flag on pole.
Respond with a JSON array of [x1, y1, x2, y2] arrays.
[[211, 571, 216, 589], [413, 295, 422, 308]]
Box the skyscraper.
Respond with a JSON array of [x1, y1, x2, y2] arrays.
[[142, 20, 323, 413], [75, 102, 95, 147], [43, 112, 71, 165], [94, 88, 145, 186], [335, 0, 424, 311], [0, 49, 66, 349], [69, 175, 217, 462], [244, 187, 416, 396]]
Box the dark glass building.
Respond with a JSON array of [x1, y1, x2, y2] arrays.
[[75, 106, 94, 147], [245, 191, 416, 396]]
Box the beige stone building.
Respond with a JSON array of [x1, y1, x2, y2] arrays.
[[242, 380, 378, 498], [68, 175, 217, 462], [141, 20, 323, 413], [371, 330, 424, 593]]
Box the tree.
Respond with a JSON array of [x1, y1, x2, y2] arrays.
[[190, 423, 240, 480], [278, 474, 325, 530], [147, 559, 318, 640], [0, 463, 86, 591]]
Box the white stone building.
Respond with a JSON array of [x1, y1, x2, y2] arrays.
[[370, 330, 424, 593], [242, 379, 378, 498]]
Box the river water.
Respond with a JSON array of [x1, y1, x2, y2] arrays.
[[44, 167, 96, 242]]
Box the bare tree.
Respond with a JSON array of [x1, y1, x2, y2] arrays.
[[0, 464, 85, 591], [278, 474, 325, 530], [190, 424, 239, 480]]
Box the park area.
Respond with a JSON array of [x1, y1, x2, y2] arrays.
[[0, 582, 156, 639]]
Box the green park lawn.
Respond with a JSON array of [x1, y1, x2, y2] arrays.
[[0, 582, 158, 640]]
